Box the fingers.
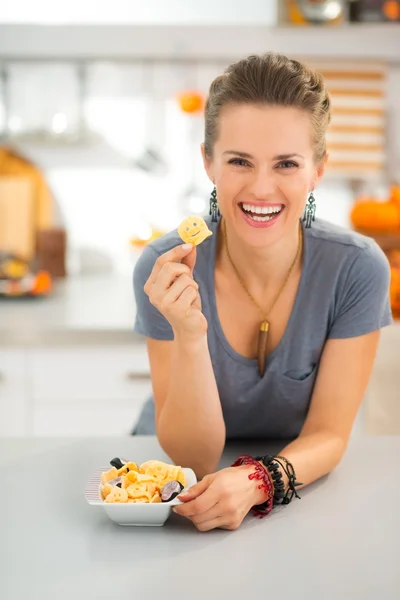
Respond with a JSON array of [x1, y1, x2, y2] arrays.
[[194, 517, 225, 533], [181, 245, 197, 275], [162, 274, 198, 305], [199, 519, 245, 532], [178, 477, 210, 502], [155, 262, 192, 292], [190, 509, 244, 532], [147, 244, 193, 287], [189, 504, 222, 526], [173, 487, 219, 518], [178, 287, 200, 314]]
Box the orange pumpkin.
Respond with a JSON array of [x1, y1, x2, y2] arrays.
[[31, 271, 52, 295], [350, 198, 400, 232], [389, 184, 400, 210], [177, 90, 204, 114], [390, 267, 400, 312], [388, 250, 400, 315]]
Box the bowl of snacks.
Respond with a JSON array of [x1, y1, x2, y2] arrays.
[[85, 457, 196, 527]]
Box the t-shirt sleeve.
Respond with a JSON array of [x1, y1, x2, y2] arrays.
[[133, 244, 174, 340], [328, 241, 393, 339]]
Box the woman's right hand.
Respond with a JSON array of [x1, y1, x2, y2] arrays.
[[144, 244, 208, 341]]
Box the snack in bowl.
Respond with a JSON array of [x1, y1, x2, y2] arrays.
[[85, 458, 197, 526], [177, 215, 213, 246], [100, 458, 187, 504]]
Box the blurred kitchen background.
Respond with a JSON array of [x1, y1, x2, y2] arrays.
[[0, 0, 399, 439]]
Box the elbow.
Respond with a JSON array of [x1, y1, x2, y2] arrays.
[[192, 459, 221, 480], [324, 431, 349, 471], [156, 427, 224, 479]]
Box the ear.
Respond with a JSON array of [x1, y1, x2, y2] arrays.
[[313, 153, 328, 189], [201, 143, 214, 183]]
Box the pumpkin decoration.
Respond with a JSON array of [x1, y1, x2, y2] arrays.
[[389, 184, 400, 211], [350, 199, 400, 233], [390, 267, 400, 313], [389, 250, 400, 315], [177, 90, 204, 114], [350, 184, 400, 233], [31, 270, 52, 296]]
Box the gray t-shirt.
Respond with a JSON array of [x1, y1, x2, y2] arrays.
[[133, 216, 392, 439]]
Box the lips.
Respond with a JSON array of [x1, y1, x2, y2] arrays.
[[238, 202, 285, 228]]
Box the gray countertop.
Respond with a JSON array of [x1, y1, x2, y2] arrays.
[[0, 274, 143, 346], [1, 435, 399, 600]]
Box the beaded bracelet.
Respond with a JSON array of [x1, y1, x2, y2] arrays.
[[256, 454, 302, 506], [231, 455, 274, 518], [262, 455, 286, 505]]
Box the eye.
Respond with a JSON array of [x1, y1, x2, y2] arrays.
[[186, 227, 189, 231], [193, 222, 197, 226], [228, 158, 250, 168], [276, 161, 298, 169]]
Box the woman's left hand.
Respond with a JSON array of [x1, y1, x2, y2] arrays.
[[172, 465, 267, 532]]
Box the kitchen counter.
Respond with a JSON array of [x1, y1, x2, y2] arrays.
[[1, 271, 399, 348], [1, 435, 399, 600], [0, 273, 142, 346]]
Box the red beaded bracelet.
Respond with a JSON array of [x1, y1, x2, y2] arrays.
[[231, 454, 274, 518]]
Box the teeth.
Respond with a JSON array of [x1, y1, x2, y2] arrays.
[[242, 203, 282, 215], [249, 214, 273, 222]]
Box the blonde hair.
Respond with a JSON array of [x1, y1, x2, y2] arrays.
[[204, 52, 331, 164]]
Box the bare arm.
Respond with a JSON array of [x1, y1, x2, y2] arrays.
[[172, 330, 384, 532], [147, 336, 225, 478], [144, 243, 225, 478], [273, 330, 381, 491]]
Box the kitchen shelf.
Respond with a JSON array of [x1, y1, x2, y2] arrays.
[[0, 24, 400, 62]]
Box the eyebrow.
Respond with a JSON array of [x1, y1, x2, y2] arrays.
[[223, 151, 305, 160]]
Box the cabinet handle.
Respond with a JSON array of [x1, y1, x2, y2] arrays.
[[126, 372, 151, 381]]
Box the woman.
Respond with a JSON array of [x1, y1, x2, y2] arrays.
[[132, 53, 392, 531]]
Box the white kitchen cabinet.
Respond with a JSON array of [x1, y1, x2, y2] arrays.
[[30, 345, 151, 402], [29, 344, 152, 437], [0, 349, 28, 436], [32, 399, 145, 437], [0, 343, 152, 438]]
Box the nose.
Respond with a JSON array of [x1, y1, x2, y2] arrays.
[[249, 166, 277, 199]]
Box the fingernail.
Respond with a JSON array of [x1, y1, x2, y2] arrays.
[[181, 244, 192, 251]]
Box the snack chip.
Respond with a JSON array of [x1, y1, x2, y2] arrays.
[[100, 459, 187, 504], [104, 487, 129, 503], [177, 216, 212, 246], [101, 467, 118, 486]]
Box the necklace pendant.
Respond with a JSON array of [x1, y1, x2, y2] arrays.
[[258, 320, 269, 377]]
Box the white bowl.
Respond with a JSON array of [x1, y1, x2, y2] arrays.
[[85, 467, 197, 527]]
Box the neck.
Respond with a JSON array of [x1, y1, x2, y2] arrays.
[[218, 219, 302, 296]]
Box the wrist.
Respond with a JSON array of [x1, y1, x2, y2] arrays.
[[253, 463, 272, 505], [173, 330, 208, 351], [231, 458, 274, 516]]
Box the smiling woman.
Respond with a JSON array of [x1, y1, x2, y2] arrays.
[[131, 52, 392, 532]]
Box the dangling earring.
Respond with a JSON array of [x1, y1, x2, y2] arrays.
[[209, 186, 220, 223], [303, 191, 316, 229]]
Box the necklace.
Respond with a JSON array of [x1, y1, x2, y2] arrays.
[[222, 219, 303, 377]]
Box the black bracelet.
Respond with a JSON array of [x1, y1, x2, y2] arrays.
[[256, 454, 285, 505], [256, 454, 302, 506]]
